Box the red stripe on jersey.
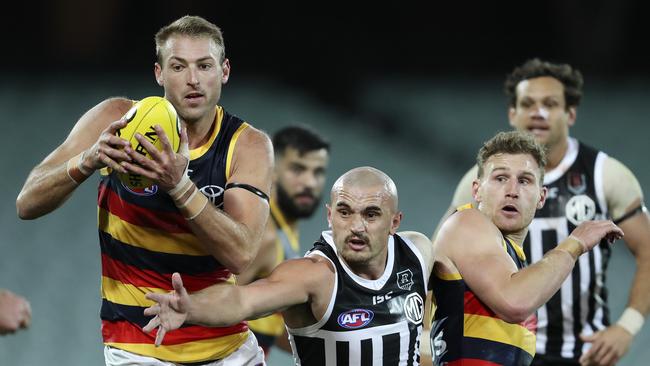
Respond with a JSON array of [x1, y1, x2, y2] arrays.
[[98, 183, 190, 234], [464, 290, 497, 317], [102, 320, 248, 346], [101, 254, 232, 292]]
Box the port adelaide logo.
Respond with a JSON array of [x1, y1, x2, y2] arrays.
[[337, 309, 374, 329]]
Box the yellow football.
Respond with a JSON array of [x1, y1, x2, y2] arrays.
[[116, 96, 180, 190]]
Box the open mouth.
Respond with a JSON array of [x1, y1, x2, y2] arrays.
[[347, 237, 368, 251], [185, 92, 204, 102], [502, 205, 519, 214]]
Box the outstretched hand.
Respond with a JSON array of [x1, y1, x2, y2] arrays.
[[570, 220, 624, 253], [579, 325, 633, 366], [143, 272, 190, 346]]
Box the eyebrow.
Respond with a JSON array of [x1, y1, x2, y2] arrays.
[[168, 56, 215, 64]]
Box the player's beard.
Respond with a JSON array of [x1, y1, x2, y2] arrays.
[[276, 183, 321, 221]]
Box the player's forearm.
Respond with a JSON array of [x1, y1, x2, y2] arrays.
[[498, 238, 581, 322], [627, 250, 650, 316], [186, 284, 250, 327], [16, 163, 84, 219], [188, 209, 261, 274]]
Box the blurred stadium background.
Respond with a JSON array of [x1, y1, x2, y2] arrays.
[[1, 2, 649, 365]]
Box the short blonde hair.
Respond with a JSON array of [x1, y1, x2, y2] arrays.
[[155, 15, 225, 65]]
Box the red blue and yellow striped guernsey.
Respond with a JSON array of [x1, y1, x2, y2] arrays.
[[98, 105, 250, 363], [430, 204, 538, 366]]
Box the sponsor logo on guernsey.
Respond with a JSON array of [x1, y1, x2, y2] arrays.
[[199, 185, 225, 208], [396, 269, 414, 291], [404, 292, 424, 324], [337, 309, 374, 329], [565, 194, 596, 225], [121, 182, 158, 196]]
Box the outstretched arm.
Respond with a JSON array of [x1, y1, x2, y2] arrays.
[[439, 209, 623, 323], [16, 98, 133, 219], [143, 256, 332, 346]]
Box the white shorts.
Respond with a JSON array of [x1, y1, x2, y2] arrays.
[[104, 331, 265, 366]]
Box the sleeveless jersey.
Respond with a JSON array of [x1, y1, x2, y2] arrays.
[[431, 204, 537, 366], [288, 231, 428, 366], [522, 138, 610, 360], [97, 106, 251, 363], [248, 199, 302, 350]]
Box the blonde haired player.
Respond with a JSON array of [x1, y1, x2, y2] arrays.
[[17, 15, 272, 365]]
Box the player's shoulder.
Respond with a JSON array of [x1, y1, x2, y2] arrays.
[[234, 124, 273, 157], [438, 207, 496, 244], [97, 97, 134, 118]]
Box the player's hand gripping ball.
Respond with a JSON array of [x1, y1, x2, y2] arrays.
[[116, 96, 180, 190]]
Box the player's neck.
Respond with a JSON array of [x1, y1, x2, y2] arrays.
[[545, 138, 569, 171], [504, 229, 528, 247], [184, 111, 217, 149]]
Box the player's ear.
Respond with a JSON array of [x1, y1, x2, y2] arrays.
[[389, 211, 402, 235], [221, 59, 231, 84], [537, 186, 548, 209], [154, 63, 163, 86], [567, 106, 577, 127], [471, 179, 481, 202]]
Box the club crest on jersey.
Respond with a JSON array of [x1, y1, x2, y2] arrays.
[[396, 269, 414, 291], [565, 194, 596, 225], [567, 172, 587, 195], [199, 185, 225, 208], [121, 181, 158, 196], [404, 292, 424, 324], [337, 309, 374, 329]]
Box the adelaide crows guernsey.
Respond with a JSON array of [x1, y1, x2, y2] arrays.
[[522, 138, 610, 360], [288, 231, 428, 366], [97, 106, 250, 363], [431, 216, 537, 366]]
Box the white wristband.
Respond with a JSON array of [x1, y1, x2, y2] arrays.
[[616, 307, 645, 336], [168, 161, 191, 198]]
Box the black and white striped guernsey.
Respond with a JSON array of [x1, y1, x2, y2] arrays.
[[287, 231, 428, 366], [523, 137, 610, 360]]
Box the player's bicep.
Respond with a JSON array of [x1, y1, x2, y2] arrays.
[[223, 127, 273, 234], [603, 156, 644, 220], [444, 211, 519, 304]]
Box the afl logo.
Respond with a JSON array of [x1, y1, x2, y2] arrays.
[[121, 182, 158, 196], [199, 185, 225, 207], [565, 194, 596, 226], [337, 309, 374, 329], [404, 293, 424, 325]]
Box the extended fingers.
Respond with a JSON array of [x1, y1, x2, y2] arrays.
[[142, 315, 160, 333]]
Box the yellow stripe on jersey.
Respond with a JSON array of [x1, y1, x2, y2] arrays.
[[106, 331, 249, 363], [98, 207, 206, 255], [225, 122, 249, 180], [456, 203, 473, 211], [270, 199, 300, 253], [101, 276, 167, 307], [464, 313, 536, 356], [248, 313, 285, 336], [190, 106, 224, 160]]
